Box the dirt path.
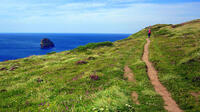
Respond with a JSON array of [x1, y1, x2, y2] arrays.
[[124, 66, 140, 105], [124, 66, 136, 82], [142, 38, 183, 112]]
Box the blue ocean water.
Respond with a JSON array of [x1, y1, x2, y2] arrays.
[[0, 33, 130, 61]]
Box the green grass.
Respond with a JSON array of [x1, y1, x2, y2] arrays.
[[75, 41, 113, 51], [149, 19, 200, 112], [0, 29, 165, 112], [0, 19, 199, 112]]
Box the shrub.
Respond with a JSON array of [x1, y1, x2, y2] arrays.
[[37, 78, 43, 83], [76, 60, 88, 65], [75, 41, 113, 51], [0, 67, 7, 71], [90, 75, 99, 81], [47, 51, 56, 55]]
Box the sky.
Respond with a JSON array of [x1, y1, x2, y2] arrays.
[[0, 0, 200, 33]]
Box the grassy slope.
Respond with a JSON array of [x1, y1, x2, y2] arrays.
[[150, 19, 200, 112], [0, 29, 165, 112], [1, 19, 199, 112]]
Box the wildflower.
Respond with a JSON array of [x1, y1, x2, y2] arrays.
[[66, 106, 69, 110], [90, 75, 100, 80], [125, 104, 131, 107]]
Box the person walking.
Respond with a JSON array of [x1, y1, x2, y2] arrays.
[[148, 28, 151, 38]]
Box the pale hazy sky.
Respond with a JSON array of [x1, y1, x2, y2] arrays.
[[0, 0, 200, 33]]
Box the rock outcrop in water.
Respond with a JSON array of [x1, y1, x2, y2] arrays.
[[40, 38, 55, 49]]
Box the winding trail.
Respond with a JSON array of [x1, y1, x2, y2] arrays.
[[142, 38, 183, 112]]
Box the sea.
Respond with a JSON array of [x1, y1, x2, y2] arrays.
[[0, 33, 131, 61]]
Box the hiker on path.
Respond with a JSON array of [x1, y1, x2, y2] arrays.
[[148, 28, 151, 38]]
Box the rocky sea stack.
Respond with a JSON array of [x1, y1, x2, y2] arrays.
[[40, 38, 55, 49]]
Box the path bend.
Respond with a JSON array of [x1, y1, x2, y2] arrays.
[[142, 38, 183, 112]]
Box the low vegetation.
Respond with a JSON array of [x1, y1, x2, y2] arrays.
[[150, 19, 200, 112], [0, 19, 199, 112], [75, 41, 113, 51], [0, 29, 165, 112]]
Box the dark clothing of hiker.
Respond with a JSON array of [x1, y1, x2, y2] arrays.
[[148, 29, 151, 38]]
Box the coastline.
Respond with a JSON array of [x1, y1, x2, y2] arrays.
[[0, 33, 130, 62]]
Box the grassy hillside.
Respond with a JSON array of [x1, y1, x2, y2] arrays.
[[0, 19, 199, 112], [150, 19, 200, 112], [0, 29, 165, 112]]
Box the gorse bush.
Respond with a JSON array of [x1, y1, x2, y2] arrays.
[[75, 41, 113, 51]]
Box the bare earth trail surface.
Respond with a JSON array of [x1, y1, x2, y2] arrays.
[[124, 66, 140, 105], [124, 66, 136, 82], [142, 38, 183, 112]]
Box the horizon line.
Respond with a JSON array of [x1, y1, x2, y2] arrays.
[[0, 32, 133, 34]]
